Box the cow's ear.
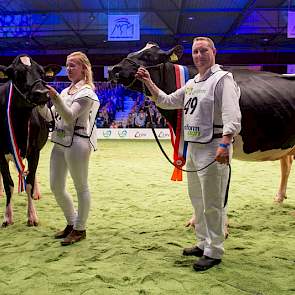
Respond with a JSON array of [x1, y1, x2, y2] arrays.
[[168, 45, 183, 62], [44, 64, 62, 78], [0, 66, 7, 79], [0, 65, 10, 81]]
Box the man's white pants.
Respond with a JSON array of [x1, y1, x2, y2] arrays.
[[186, 139, 231, 259]]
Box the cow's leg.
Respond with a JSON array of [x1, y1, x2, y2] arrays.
[[0, 155, 14, 227], [26, 184, 38, 226], [274, 155, 293, 203], [25, 151, 40, 226], [0, 172, 4, 197], [33, 176, 41, 200]]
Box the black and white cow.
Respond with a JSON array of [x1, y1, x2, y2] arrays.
[[109, 42, 295, 202], [0, 54, 60, 226]]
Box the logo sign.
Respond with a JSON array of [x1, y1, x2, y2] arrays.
[[288, 11, 295, 38], [118, 129, 128, 138], [103, 130, 112, 138], [108, 14, 140, 41], [134, 131, 147, 138], [158, 131, 170, 138]]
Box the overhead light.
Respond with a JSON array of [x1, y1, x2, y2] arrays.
[[188, 16, 194, 20]]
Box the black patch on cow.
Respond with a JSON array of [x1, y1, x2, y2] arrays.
[[232, 69, 295, 153]]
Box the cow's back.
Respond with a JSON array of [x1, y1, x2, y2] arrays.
[[230, 70, 295, 154]]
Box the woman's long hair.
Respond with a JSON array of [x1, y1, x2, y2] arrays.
[[67, 51, 95, 90]]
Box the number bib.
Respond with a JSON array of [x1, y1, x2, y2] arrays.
[[183, 70, 230, 143]]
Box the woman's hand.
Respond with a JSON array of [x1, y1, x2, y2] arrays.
[[45, 85, 59, 101]]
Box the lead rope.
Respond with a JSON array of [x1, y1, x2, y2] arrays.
[[141, 81, 217, 172]]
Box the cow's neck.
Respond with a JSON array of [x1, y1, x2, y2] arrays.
[[5, 82, 33, 157], [152, 62, 177, 93], [150, 62, 197, 93]]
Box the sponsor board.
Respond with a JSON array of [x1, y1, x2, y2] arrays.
[[97, 128, 171, 139]]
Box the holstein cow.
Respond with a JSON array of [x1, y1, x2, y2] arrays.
[[0, 54, 60, 226], [0, 110, 48, 200], [109, 42, 295, 203]]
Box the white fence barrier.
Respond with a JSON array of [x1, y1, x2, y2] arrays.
[[96, 128, 171, 139]]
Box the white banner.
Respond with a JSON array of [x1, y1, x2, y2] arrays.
[[288, 11, 295, 38], [97, 128, 171, 140], [108, 15, 140, 41]]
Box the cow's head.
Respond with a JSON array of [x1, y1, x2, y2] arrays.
[[108, 42, 183, 88], [0, 54, 61, 106]]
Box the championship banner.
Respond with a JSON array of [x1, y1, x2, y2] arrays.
[[108, 14, 140, 41], [288, 11, 295, 38]]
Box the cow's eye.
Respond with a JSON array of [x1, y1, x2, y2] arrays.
[[38, 69, 45, 76]]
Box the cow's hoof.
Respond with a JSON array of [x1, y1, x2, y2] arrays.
[[274, 194, 287, 204], [33, 194, 41, 200], [2, 221, 13, 227], [2, 221, 8, 227], [27, 220, 39, 227]]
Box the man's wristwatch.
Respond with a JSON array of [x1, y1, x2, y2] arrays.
[[219, 143, 230, 149]]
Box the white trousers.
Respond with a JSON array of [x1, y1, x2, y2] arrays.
[[186, 139, 231, 259], [50, 136, 91, 231]]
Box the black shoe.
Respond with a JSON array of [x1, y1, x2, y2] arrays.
[[193, 256, 221, 272], [54, 225, 73, 239], [182, 245, 204, 257]]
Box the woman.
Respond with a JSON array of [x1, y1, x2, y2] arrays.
[[39, 51, 99, 245]]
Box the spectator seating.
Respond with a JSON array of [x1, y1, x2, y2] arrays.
[[47, 81, 167, 128]]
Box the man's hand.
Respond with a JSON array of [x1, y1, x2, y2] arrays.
[[135, 67, 151, 82], [215, 145, 229, 165]]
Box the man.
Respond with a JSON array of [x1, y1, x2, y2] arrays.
[[135, 37, 241, 271]]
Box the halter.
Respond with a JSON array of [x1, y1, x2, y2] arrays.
[[120, 57, 164, 89], [12, 78, 47, 107]]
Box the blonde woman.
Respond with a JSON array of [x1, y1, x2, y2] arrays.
[[39, 51, 99, 245]]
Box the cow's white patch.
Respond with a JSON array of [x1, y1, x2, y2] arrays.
[[233, 135, 295, 161], [20, 56, 31, 66], [134, 43, 156, 55]]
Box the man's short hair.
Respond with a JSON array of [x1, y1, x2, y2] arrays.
[[193, 37, 215, 49]]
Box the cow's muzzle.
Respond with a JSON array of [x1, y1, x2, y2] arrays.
[[14, 79, 49, 106]]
